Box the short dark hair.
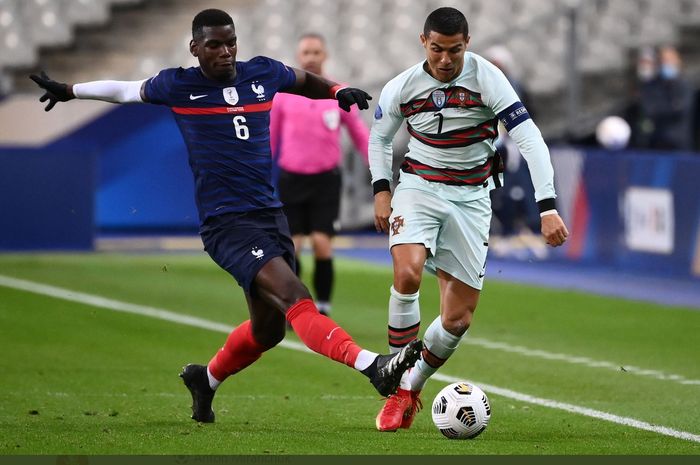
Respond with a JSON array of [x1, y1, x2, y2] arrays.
[[298, 32, 326, 45], [192, 9, 234, 41], [423, 7, 469, 38]]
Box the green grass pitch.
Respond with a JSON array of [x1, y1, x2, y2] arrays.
[[0, 253, 698, 455]]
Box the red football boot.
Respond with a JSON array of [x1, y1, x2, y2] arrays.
[[400, 389, 422, 429], [376, 388, 420, 432]]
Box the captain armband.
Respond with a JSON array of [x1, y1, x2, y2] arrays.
[[497, 101, 531, 132]]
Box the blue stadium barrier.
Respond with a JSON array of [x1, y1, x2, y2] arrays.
[[46, 104, 198, 232], [551, 148, 700, 281], [0, 148, 96, 250]]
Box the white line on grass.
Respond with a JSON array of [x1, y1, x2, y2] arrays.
[[462, 337, 700, 386], [1, 273, 698, 443]]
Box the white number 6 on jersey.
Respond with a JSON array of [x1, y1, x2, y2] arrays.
[[232, 115, 249, 140]]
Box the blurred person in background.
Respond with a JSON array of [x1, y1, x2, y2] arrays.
[[29, 8, 422, 425], [629, 46, 695, 151], [271, 33, 370, 317], [369, 7, 568, 432], [483, 45, 540, 239]]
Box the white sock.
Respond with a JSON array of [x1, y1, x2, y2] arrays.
[[317, 301, 331, 314], [407, 316, 463, 391], [388, 286, 421, 354], [206, 366, 222, 390], [353, 349, 377, 371]]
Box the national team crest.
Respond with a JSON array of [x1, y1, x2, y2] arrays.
[[322, 109, 340, 130], [223, 87, 239, 106], [390, 215, 405, 236], [458, 91, 467, 104], [251, 82, 265, 100], [431, 89, 446, 109]]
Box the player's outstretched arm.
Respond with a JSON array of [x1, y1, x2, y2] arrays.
[[29, 71, 147, 111], [286, 68, 372, 112]]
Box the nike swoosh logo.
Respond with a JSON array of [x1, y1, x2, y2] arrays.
[[326, 327, 340, 340], [189, 94, 207, 100]]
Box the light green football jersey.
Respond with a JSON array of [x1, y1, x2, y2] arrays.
[[369, 52, 556, 203]]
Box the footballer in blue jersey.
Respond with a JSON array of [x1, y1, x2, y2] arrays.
[[144, 58, 296, 222], [30, 8, 423, 424]]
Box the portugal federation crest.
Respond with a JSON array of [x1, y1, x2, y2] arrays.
[[223, 86, 239, 106], [390, 215, 405, 236], [431, 89, 446, 109]]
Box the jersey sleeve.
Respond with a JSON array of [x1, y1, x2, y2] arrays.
[[143, 68, 179, 106], [368, 76, 404, 186], [478, 58, 557, 207], [256, 56, 297, 93]]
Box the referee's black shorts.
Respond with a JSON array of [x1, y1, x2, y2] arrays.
[[277, 168, 341, 236]]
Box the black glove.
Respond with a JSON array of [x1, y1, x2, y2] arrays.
[[336, 87, 372, 112], [29, 71, 74, 111]]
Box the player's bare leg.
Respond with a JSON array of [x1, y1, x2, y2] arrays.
[[291, 234, 305, 277]]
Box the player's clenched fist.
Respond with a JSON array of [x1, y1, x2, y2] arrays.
[[541, 214, 569, 247]]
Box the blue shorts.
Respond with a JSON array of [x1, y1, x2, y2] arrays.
[[200, 208, 296, 293]]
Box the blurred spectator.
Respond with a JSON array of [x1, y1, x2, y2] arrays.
[[628, 46, 695, 151], [483, 45, 540, 237]]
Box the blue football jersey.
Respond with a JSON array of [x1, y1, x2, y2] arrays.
[[144, 56, 297, 223]]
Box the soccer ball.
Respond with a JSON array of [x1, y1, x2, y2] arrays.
[[595, 116, 631, 150], [431, 382, 491, 439]]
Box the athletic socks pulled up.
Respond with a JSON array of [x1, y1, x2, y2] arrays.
[[388, 286, 421, 354], [407, 316, 463, 391], [313, 258, 334, 305], [286, 298, 373, 369], [207, 319, 267, 389]]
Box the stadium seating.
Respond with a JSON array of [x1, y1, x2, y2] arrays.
[[2, 0, 699, 136]]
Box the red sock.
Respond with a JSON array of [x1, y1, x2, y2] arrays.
[[286, 299, 362, 368], [208, 320, 267, 382]]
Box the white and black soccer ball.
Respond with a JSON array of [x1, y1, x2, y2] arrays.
[[431, 382, 491, 439], [596, 116, 631, 150]]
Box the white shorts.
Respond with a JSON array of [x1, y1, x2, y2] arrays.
[[389, 185, 491, 290]]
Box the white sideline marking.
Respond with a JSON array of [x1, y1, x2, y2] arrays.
[[1, 273, 698, 443], [463, 337, 700, 386]]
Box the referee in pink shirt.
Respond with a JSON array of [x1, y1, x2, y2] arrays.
[[271, 33, 370, 316]]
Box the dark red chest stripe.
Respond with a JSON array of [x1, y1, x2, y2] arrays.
[[400, 86, 484, 117], [171, 101, 273, 115], [407, 118, 499, 149]]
